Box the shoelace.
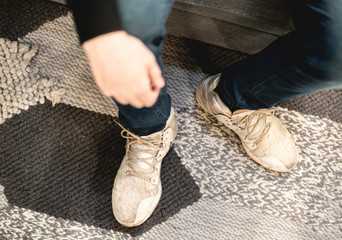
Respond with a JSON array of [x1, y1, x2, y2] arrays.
[[232, 108, 279, 147], [115, 120, 167, 182]]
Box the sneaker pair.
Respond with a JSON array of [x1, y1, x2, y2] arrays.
[[112, 74, 298, 227]]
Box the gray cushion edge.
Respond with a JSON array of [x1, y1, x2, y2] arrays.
[[167, 8, 287, 54], [172, 1, 294, 35]]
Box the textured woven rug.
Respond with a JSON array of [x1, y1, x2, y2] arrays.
[[0, 0, 341, 239]]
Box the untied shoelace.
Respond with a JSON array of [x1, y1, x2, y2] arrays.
[[231, 107, 279, 148]]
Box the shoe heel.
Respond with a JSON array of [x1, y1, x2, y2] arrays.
[[195, 83, 206, 112]]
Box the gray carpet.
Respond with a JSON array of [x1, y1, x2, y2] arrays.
[[0, 0, 341, 239]]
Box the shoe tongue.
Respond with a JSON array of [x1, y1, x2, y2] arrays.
[[234, 109, 250, 114], [131, 142, 156, 160], [130, 134, 161, 161]]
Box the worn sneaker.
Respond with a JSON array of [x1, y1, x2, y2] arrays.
[[112, 108, 177, 227], [196, 74, 298, 172]]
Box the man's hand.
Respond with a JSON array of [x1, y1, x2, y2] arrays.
[[82, 31, 164, 108]]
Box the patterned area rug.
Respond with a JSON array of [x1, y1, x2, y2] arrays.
[[0, 0, 341, 239]]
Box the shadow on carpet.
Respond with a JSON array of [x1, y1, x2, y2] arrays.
[[0, 102, 201, 237]]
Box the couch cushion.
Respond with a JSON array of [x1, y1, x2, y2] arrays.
[[167, 0, 294, 53], [173, 0, 293, 35]]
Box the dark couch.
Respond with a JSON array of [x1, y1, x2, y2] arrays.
[[167, 0, 294, 54], [52, 0, 294, 54]]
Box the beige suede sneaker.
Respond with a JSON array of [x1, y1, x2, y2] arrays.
[[196, 74, 298, 172], [112, 108, 177, 227]]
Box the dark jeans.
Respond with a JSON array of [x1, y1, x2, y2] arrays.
[[116, 0, 342, 135], [114, 0, 174, 136], [215, 0, 342, 111]]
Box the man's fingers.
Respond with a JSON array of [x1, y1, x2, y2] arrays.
[[143, 88, 160, 108], [130, 99, 144, 109], [112, 94, 129, 106], [124, 93, 144, 108], [134, 80, 159, 108], [149, 61, 164, 90]]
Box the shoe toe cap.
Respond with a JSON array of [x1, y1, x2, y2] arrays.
[[113, 193, 158, 226], [259, 138, 298, 172], [259, 153, 298, 172], [112, 191, 139, 225], [112, 178, 161, 227], [246, 126, 298, 172], [134, 196, 157, 223]]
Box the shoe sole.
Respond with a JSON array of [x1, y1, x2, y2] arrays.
[[196, 80, 297, 173], [241, 141, 297, 173]]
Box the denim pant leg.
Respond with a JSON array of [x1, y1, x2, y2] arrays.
[[215, 0, 342, 111], [114, 0, 174, 136]]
